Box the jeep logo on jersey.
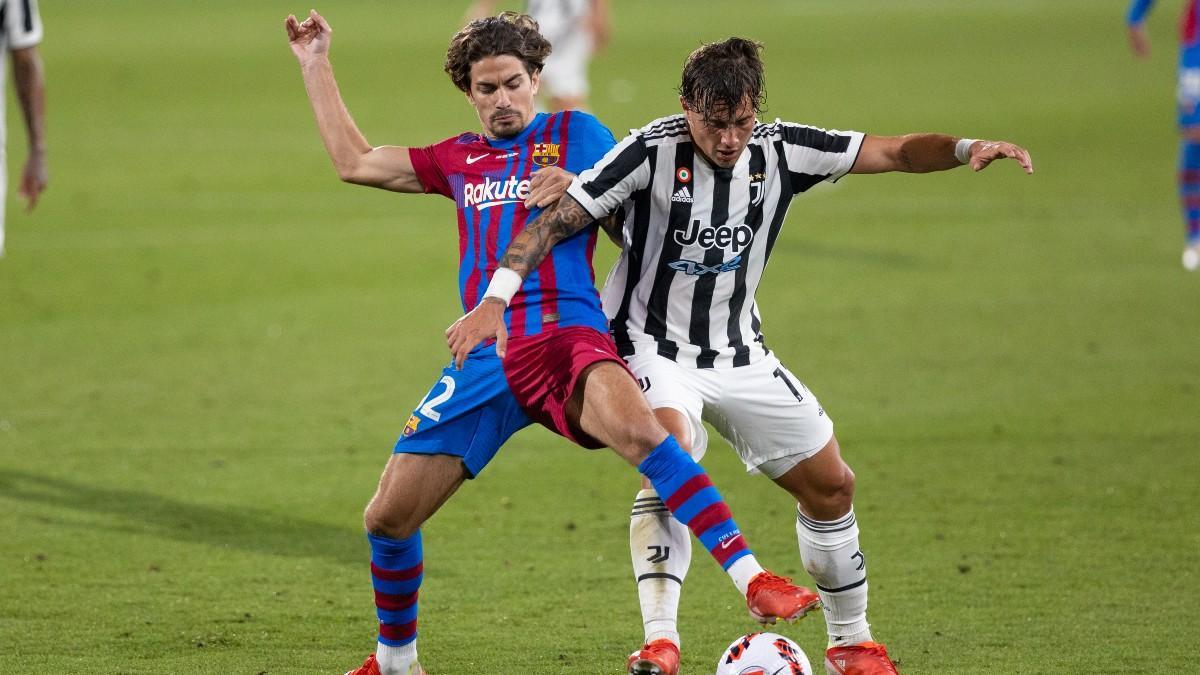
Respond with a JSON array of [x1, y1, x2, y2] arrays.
[[463, 176, 531, 209], [673, 219, 753, 253]]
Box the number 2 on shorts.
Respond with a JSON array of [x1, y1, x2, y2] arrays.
[[417, 376, 456, 421]]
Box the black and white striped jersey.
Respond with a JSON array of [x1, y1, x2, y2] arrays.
[[565, 114, 864, 369], [0, 0, 42, 146], [0, 0, 41, 53]]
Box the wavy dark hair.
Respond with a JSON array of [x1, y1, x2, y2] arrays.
[[678, 37, 766, 121], [444, 12, 552, 92]]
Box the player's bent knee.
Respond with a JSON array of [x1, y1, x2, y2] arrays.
[[825, 465, 856, 510], [783, 454, 856, 520], [616, 416, 671, 464], [362, 504, 420, 540], [363, 500, 420, 540]]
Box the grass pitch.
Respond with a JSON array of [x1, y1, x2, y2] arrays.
[[2, 1, 1197, 673]]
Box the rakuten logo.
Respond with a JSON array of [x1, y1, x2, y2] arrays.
[[463, 177, 531, 209]]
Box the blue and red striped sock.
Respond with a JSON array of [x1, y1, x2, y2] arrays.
[[637, 435, 752, 571], [1178, 140, 1200, 244], [369, 531, 422, 650]]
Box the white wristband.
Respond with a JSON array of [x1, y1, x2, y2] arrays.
[[482, 267, 523, 305], [955, 138, 978, 165]]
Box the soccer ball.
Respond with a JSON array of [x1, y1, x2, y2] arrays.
[[716, 632, 813, 675]]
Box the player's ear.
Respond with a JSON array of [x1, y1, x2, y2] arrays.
[[679, 95, 689, 114], [530, 68, 541, 96]]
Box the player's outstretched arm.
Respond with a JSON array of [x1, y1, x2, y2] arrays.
[[286, 10, 422, 193], [850, 134, 1033, 175], [444, 195, 596, 368]]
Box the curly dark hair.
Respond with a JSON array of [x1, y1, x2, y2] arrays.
[[444, 12, 552, 93], [678, 37, 766, 122]]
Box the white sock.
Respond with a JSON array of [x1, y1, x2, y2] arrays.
[[630, 489, 691, 645], [376, 640, 418, 675], [726, 554, 766, 597], [796, 506, 873, 648]]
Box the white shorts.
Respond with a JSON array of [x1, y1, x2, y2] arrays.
[[626, 351, 834, 477], [530, 0, 592, 99], [539, 29, 590, 99]]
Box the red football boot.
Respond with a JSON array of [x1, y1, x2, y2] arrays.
[[345, 654, 426, 675], [627, 638, 680, 675], [824, 641, 899, 674], [345, 654, 382, 675], [745, 571, 822, 623]]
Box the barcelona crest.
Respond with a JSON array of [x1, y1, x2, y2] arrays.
[[403, 415, 420, 437], [532, 142, 561, 167]]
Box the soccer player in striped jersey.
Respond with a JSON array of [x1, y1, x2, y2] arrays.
[[0, 0, 46, 258], [288, 12, 821, 675], [454, 38, 1032, 675], [1127, 0, 1200, 269]]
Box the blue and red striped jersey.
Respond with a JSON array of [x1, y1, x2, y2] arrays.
[[1129, 0, 1200, 63], [409, 111, 616, 338]]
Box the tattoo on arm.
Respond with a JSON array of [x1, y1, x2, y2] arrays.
[[499, 195, 595, 277]]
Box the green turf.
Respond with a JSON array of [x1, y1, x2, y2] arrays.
[[2, 1, 1197, 672]]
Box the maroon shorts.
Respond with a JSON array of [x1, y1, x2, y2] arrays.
[[502, 325, 634, 449]]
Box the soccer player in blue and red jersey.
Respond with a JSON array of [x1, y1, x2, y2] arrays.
[[287, 9, 821, 675], [1128, 0, 1200, 268]]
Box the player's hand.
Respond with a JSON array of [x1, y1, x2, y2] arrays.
[[285, 9, 332, 64], [18, 152, 46, 212], [525, 166, 574, 208], [445, 297, 508, 369], [1129, 24, 1150, 59], [967, 140, 1033, 175]]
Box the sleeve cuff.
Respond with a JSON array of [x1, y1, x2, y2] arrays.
[[566, 180, 609, 220], [830, 131, 866, 183]]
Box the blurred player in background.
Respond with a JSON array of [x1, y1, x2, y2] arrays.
[[1127, 0, 1200, 269], [0, 0, 47, 258], [454, 37, 1032, 675], [288, 10, 822, 675], [466, 0, 609, 110]]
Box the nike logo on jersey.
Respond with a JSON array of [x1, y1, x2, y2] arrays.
[[466, 151, 520, 165]]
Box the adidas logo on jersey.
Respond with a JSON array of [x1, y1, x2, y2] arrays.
[[671, 186, 693, 203]]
